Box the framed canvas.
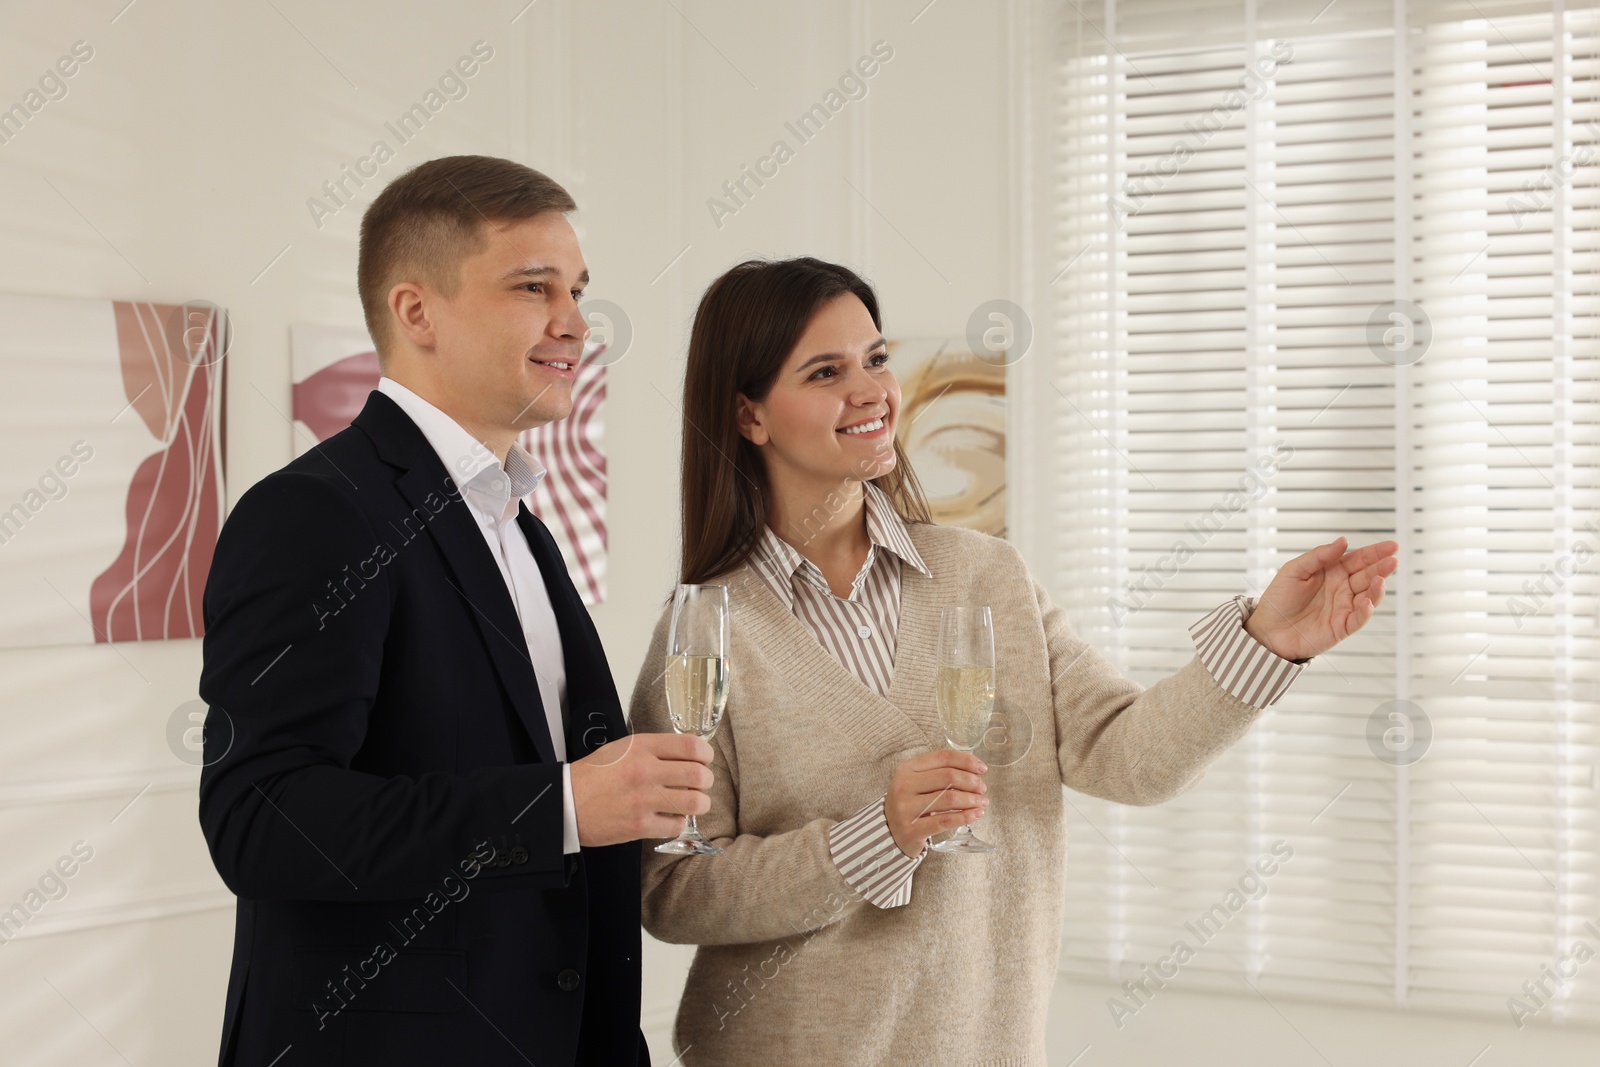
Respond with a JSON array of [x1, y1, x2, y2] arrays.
[[0, 295, 227, 647]]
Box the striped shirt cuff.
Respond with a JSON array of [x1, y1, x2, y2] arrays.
[[1188, 594, 1309, 709], [828, 795, 925, 909]]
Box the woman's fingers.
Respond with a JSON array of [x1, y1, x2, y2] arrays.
[[1346, 538, 1400, 568], [901, 748, 987, 776], [903, 788, 987, 817], [914, 805, 987, 835], [909, 767, 986, 797], [1347, 554, 1394, 619]]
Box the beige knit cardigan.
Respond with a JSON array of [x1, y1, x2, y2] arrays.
[[632, 523, 1265, 1067]]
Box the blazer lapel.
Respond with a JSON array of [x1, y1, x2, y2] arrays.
[[355, 391, 559, 765]]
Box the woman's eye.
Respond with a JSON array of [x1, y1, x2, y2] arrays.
[[810, 366, 837, 380], [869, 351, 889, 366]]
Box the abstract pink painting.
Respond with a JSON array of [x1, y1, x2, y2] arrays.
[[289, 324, 608, 605], [90, 302, 227, 642], [0, 294, 227, 648]]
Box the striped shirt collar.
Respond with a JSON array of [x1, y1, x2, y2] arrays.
[[752, 481, 930, 608]]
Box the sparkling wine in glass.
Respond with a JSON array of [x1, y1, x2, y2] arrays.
[[931, 604, 997, 854], [654, 583, 730, 857]]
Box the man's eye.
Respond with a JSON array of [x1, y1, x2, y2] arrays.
[[523, 283, 543, 294]]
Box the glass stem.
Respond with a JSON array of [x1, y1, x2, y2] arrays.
[[684, 814, 702, 839]]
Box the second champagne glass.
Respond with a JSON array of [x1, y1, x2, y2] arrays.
[[931, 604, 997, 854], [654, 583, 731, 857]]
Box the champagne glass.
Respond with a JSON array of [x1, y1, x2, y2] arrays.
[[654, 583, 731, 856], [931, 605, 997, 854]]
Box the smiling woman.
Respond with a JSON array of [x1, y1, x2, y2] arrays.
[[630, 256, 1385, 1066], [676, 256, 929, 587]]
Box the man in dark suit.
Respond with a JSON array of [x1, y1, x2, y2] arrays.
[[197, 155, 712, 1066]]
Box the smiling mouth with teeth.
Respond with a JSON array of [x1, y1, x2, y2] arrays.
[[838, 417, 886, 436]]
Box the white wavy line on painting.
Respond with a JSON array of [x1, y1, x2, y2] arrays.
[[118, 303, 163, 639], [102, 306, 206, 641], [137, 305, 220, 639], [163, 360, 221, 638], [162, 311, 222, 637], [195, 354, 227, 631], [130, 301, 177, 438], [176, 346, 225, 636], [132, 300, 185, 639], [160, 354, 209, 637], [111, 303, 171, 640], [122, 307, 195, 639]]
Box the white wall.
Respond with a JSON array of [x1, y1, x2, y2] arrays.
[[1043, 975, 1600, 1066], [0, 1, 1592, 1063]]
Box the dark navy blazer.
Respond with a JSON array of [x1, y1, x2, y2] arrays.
[[198, 389, 647, 1067]]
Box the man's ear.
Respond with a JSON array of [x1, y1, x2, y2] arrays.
[[389, 281, 437, 352], [735, 393, 767, 446]]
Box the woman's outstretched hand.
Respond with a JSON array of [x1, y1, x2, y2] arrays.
[[1245, 536, 1400, 661]]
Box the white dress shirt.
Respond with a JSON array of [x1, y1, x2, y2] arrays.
[[378, 376, 580, 853]]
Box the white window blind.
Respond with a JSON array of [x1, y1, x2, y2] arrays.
[[1042, 0, 1600, 1022]]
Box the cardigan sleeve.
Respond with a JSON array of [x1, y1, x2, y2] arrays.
[[632, 604, 882, 946], [1015, 549, 1269, 806]]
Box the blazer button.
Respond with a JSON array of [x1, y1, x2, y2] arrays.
[[510, 846, 529, 865], [557, 968, 580, 992], [494, 848, 511, 868]]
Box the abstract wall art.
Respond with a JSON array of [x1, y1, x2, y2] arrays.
[[0, 294, 228, 648], [889, 337, 1007, 537]]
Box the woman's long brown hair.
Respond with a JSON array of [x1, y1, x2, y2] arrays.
[[679, 256, 932, 587]]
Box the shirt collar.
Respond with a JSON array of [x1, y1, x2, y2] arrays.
[[377, 376, 546, 517], [751, 481, 930, 607], [861, 481, 930, 578]]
